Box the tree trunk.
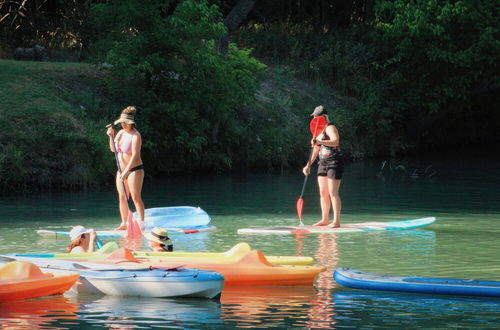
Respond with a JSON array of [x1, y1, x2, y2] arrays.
[[216, 0, 256, 57]]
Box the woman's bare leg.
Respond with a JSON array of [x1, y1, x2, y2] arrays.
[[327, 179, 342, 228], [313, 176, 330, 226], [127, 170, 145, 222], [115, 172, 129, 230]]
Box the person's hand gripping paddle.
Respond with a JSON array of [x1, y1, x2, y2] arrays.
[[106, 124, 142, 239], [296, 116, 327, 226]]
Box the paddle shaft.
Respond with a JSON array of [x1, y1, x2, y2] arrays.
[[299, 154, 313, 198], [299, 123, 321, 198], [296, 117, 324, 223]]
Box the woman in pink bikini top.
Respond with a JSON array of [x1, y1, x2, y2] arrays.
[[106, 106, 145, 230]]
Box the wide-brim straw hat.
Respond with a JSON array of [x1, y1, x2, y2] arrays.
[[145, 227, 172, 245], [114, 113, 136, 125]]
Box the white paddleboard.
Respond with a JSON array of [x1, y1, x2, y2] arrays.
[[237, 217, 435, 235]]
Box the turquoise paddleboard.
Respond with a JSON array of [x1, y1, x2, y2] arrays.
[[237, 217, 435, 235]]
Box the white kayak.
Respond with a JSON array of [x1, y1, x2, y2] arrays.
[[0, 256, 223, 299], [37, 225, 216, 239], [238, 217, 435, 235]]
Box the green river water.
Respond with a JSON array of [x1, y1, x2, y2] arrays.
[[0, 151, 499, 328]]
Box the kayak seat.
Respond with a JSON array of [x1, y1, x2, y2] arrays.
[[0, 261, 48, 281], [106, 248, 140, 263], [224, 242, 251, 258]]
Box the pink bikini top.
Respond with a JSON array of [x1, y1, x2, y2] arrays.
[[117, 131, 133, 154]]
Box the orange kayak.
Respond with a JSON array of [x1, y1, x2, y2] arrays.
[[94, 248, 326, 286], [0, 261, 79, 302]]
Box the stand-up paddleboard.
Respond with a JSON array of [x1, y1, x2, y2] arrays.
[[37, 225, 216, 240], [237, 217, 435, 235], [334, 267, 500, 298]]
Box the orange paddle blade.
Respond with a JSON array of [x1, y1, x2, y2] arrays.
[[296, 197, 304, 220], [310, 116, 327, 138], [126, 211, 142, 239]]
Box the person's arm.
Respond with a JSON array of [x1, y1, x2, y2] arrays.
[[120, 132, 142, 179], [315, 125, 340, 148], [107, 128, 121, 152], [88, 230, 97, 253], [303, 144, 320, 175]]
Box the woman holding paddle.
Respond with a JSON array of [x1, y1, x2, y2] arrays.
[[302, 106, 344, 228], [106, 106, 145, 231]]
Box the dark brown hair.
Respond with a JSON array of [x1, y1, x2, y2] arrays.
[[122, 106, 137, 115], [66, 235, 85, 253]]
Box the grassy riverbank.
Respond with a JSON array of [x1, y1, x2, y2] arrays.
[[0, 60, 117, 192]]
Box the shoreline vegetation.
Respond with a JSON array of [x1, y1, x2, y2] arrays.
[[0, 0, 498, 192]]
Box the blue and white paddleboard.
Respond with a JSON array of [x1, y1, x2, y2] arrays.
[[334, 268, 500, 298], [36, 206, 213, 239], [138, 206, 211, 228], [237, 217, 435, 235], [37, 225, 216, 240]]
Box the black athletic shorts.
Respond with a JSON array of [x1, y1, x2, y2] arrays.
[[317, 159, 344, 180]]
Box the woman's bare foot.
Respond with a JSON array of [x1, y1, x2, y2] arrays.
[[327, 222, 340, 228], [114, 224, 127, 231], [313, 220, 329, 226]]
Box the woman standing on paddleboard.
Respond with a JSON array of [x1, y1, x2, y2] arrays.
[[106, 106, 145, 230], [302, 105, 344, 228]]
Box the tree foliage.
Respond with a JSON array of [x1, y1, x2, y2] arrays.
[[233, 0, 499, 156], [88, 0, 265, 173], [373, 0, 499, 148], [0, 0, 88, 49], [0, 0, 498, 191]]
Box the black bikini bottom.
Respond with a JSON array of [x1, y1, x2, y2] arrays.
[[129, 164, 144, 173]]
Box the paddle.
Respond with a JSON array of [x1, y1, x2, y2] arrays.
[[72, 262, 185, 272], [95, 237, 104, 249], [296, 116, 327, 226], [106, 124, 142, 239]]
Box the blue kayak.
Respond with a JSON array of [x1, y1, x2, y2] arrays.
[[334, 268, 500, 298]]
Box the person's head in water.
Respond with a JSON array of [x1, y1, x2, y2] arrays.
[[145, 227, 173, 252]]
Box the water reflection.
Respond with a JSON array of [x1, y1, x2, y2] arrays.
[[76, 294, 222, 328], [1, 153, 499, 328], [333, 291, 500, 328], [0, 295, 79, 329], [220, 286, 316, 328], [306, 233, 339, 328]]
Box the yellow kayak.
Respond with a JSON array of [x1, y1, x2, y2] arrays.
[[23, 242, 314, 266]]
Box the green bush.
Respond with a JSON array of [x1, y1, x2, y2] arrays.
[[88, 0, 266, 174]]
